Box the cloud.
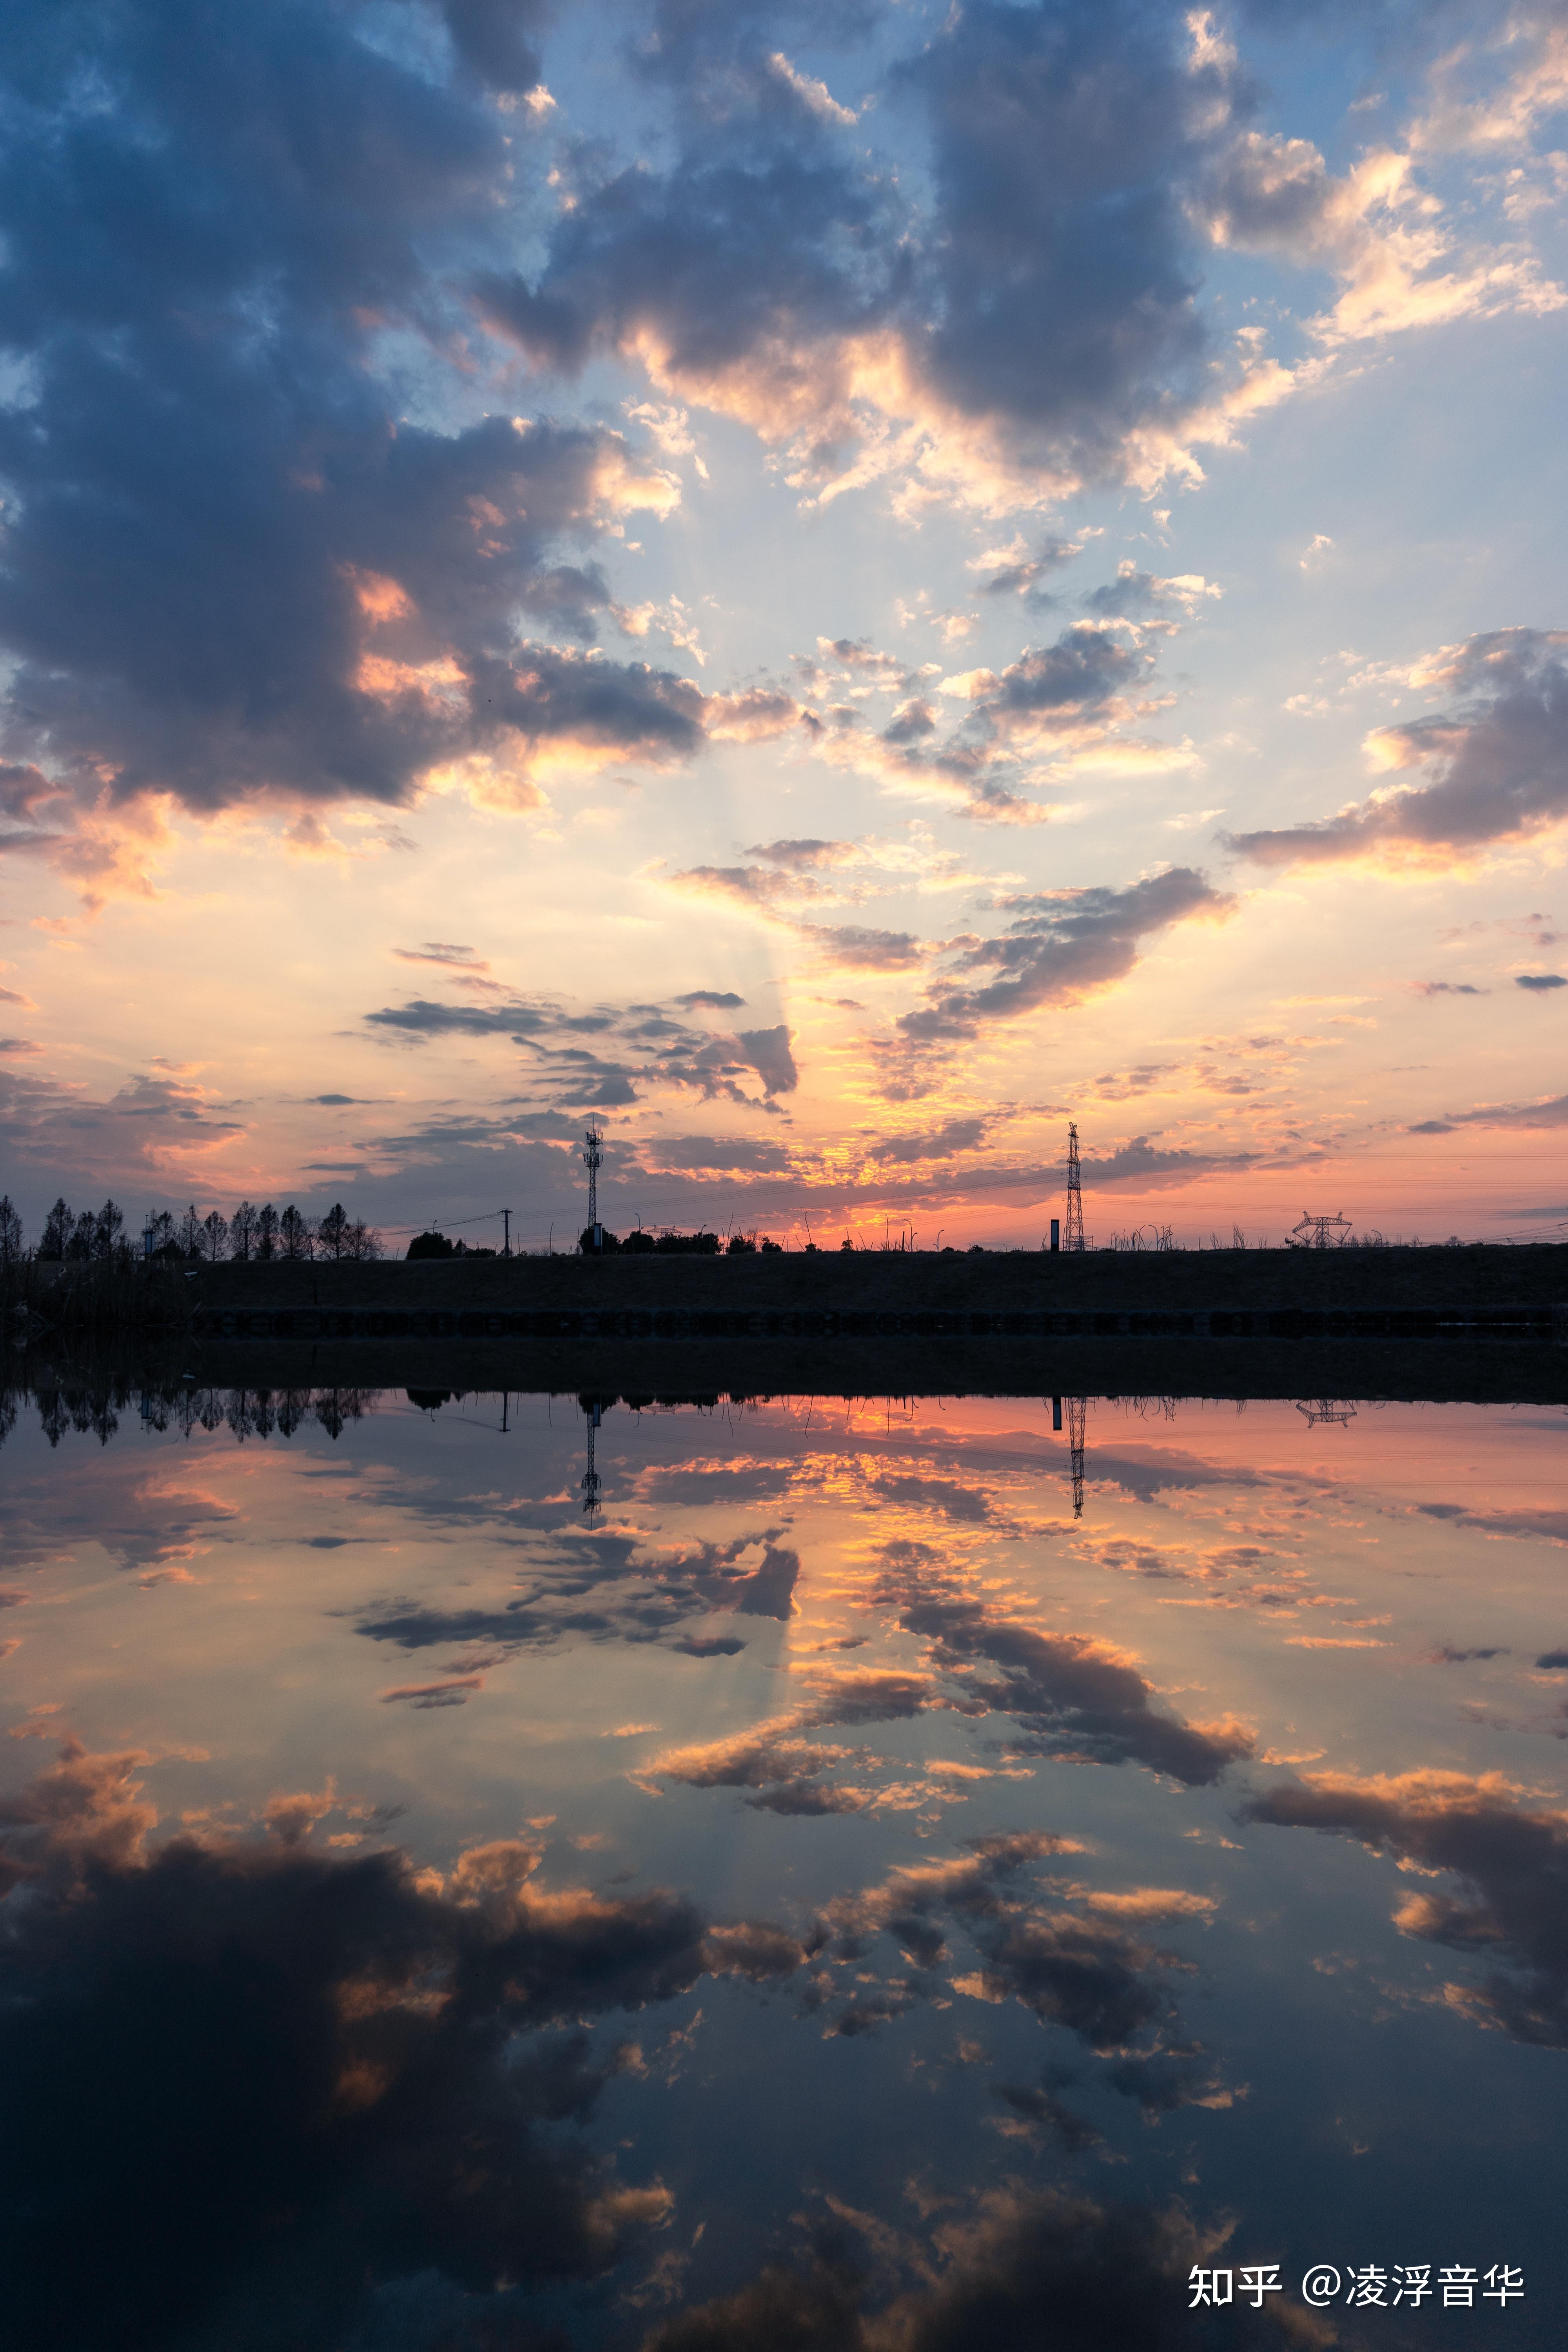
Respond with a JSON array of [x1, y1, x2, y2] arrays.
[[359, 992, 799, 1110], [1226, 630, 1568, 871], [0, 0, 739, 899], [392, 942, 491, 971], [0, 1066, 245, 1197], [1081, 561, 1221, 621], [1244, 1767, 1568, 2048], [1516, 972, 1566, 991], [897, 869, 1232, 1045], [1412, 980, 1487, 996], [795, 924, 928, 971], [646, 2187, 1288, 2351], [0, 1738, 809, 2345], [888, 1589, 1254, 1786], [478, 0, 1309, 514], [1406, 1091, 1568, 1136], [672, 990, 746, 1009]]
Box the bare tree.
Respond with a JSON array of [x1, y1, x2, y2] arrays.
[[342, 1217, 384, 1260], [92, 1200, 125, 1261], [200, 1209, 229, 1263], [178, 1205, 205, 1258], [279, 1205, 312, 1260], [229, 1201, 258, 1261], [317, 1203, 349, 1260], [255, 1203, 278, 1261], [0, 1195, 22, 1269]]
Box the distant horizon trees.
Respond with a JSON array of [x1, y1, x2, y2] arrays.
[[11, 1196, 383, 1266]]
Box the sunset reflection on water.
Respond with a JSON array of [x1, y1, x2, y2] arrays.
[[2, 1383, 1565, 2349]]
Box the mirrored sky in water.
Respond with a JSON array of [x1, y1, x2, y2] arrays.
[[3, 1381, 1566, 2350]]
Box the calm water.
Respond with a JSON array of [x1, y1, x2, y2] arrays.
[[3, 1381, 1566, 2350]]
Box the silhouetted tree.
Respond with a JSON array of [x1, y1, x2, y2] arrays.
[[0, 1196, 22, 1268], [229, 1201, 258, 1261], [147, 1210, 178, 1261], [278, 1205, 312, 1259], [66, 1210, 98, 1261], [317, 1203, 349, 1259], [406, 1230, 454, 1260], [341, 1217, 383, 1260], [199, 1209, 229, 1262], [178, 1205, 204, 1258], [39, 1200, 73, 1261], [92, 1200, 125, 1261], [255, 1203, 278, 1260]]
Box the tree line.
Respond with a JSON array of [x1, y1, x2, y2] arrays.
[[0, 1194, 383, 1268]]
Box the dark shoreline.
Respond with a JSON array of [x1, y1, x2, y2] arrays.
[[9, 1244, 1566, 1403]]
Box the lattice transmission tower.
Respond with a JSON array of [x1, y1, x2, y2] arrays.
[[1295, 1399, 1357, 1428], [583, 1120, 604, 1250], [1286, 1210, 1351, 1250], [1067, 1396, 1087, 1516], [1064, 1122, 1085, 1253]]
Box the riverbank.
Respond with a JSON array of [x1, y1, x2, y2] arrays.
[[180, 1239, 1568, 1323]]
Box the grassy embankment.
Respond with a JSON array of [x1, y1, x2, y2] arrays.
[[191, 1241, 1568, 1318]]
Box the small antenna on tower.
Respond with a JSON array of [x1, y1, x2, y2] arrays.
[[1064, 1122, 1085, 1254], [583, 1119, 604, 1252]]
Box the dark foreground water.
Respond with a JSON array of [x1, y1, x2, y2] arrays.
[[2, 1380, 1566, 2350]]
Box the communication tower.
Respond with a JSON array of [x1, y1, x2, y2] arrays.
[[581, 1396, 604, 1515], [583, 1120, 604, 1250], [1064, 1123, 1085, 1253]]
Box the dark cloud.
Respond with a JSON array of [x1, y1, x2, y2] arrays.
[[1516, 972, 1566, 990], [871, 1545, 1253, 1786], [868, 1474, 991, 1523], [867, 1117, 989, 1163], [646, 2187, 1292, 2352], [1243, 1768, 1568, 2048], [1226, 630, 1568, 870], [0, 0, 718, 880], [672, 989, 746, 1009], [891, 1, 1235, 469], [359, 993, 799, 1111], [0, 1738, 805, 2348], [1412, 980, 1487, 996], [1417, 1501, 1568, 1546], [900, 1599, 1252, 1784], [795, 923, 928, 971], [481, 0, 1282, 508], [439, 0, 552, 94], [980, 534, 1086, 599], [1406, 1092, 1568, 1137], [897, 869, 1231, 1044]]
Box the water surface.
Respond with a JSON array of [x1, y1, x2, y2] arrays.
[[3, 1381, 1565, 2348]]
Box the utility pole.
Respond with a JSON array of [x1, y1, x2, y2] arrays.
[[501, 1208, 511, 1258], [583, 1121, 604, 1251], [1064, 1122, 1085, 1253]]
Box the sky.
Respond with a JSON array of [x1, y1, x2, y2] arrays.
[[1, 0, 1566, 1249]]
